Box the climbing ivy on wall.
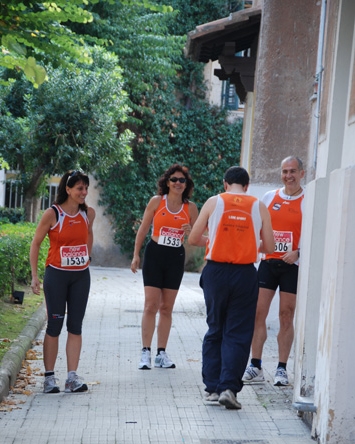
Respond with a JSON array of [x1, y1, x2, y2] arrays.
[[91, 0, 244, 255]]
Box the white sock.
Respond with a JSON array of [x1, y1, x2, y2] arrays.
[[68, 371, 77, 380]]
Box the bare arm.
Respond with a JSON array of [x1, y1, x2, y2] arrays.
[[181, 201, 199, 236], [30, 208, 56, 295], [86, 206, 96, 258], [188, 196, 217, 247], [131, 196, 161, 273], [259, 201, 275, 254]]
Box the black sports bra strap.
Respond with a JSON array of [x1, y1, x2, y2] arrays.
[[51, 205, 59, 222]]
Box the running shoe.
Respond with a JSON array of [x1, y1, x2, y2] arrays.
[[43, 375, 60, 394], [205, 392, 219, 402], [139, 349, 151, 370], [154, 351, 176, 368], [65, 375, 88, 393], [274, 367, 289, 386], [218, 389, 242, 410], [242, 364, 265, 383]]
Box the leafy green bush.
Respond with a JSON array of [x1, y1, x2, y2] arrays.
[[0, 223, 49, 298], [0, 207, 25, 224]]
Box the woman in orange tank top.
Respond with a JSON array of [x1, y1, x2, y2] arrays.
[[30, 171, 96, 394], [131, 164, 198, 370]]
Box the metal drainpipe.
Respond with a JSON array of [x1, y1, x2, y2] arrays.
[[312, 0, 327, 172], [292, 398, 317, 414]]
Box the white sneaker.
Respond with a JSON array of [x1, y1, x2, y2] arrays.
[[242, 365, 265, 383], [43, 375, 60, 394], [205, 392, 219, 402], [274, 367, 289, 386], [154, 351, 175, 368], [139, 349, 151, 370], [65, 375, 88, 393], [218, 389, 242, 409]]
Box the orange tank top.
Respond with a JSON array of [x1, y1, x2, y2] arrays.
[[262, 188, 304, 260], [205, 193, 262, 264], [152, 195, 190, 248], [46, 204, 90, 271]]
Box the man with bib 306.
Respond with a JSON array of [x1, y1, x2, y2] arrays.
[[131, 164, 198, 370], [243, 156, 305, 386]]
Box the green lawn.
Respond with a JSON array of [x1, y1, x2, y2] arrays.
[[0, 286, 43, 362]]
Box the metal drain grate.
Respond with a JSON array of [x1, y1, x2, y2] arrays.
[[200, 440, 269, 444]]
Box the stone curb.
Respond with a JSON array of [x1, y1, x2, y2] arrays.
[[0, 302, 46, 402]]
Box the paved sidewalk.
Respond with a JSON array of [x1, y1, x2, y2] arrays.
[[0, 267, 314, 444]]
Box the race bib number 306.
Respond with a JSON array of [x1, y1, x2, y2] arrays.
[[60, 244, 89, 267], [274, 231, 293, 253], [158, 226, 185, 248]]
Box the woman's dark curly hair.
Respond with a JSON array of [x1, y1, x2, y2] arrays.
[[157, 164, 194, 203], [54, 170, 89, 212]]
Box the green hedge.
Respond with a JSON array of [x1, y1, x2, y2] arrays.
[[0, 207, 25, 224], [0, 223, 49, 298]]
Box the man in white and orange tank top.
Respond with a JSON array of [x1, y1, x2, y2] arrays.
[[189, 166, 274, 410], [243, 156, 305, 387]]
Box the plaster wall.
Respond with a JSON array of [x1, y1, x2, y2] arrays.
[[293, 177, 327, 403], [341, 44, 355, 168], [203, 60, 223, 107], [250, 0, 319, 184], [312, 167, 355, 443], [85, 176, 130, 268], [294, 1, 355, 441], [316, 0, 354, 179], [239, 93, 254, 173]]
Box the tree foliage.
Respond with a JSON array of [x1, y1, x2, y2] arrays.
[[1, 0, 245, 257], [0, 47, 132, 220], [0, 0, 173, 87], [1, 0, 96, 86], [86, 0, 244, 255], [99, 86, 242, 254]]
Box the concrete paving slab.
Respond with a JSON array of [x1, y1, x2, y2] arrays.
[[0, 267, 314, 444]]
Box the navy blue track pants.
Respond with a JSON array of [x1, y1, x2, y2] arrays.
[[200, 260, 258, 395]]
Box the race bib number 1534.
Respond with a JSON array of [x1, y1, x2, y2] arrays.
[[60, 244, 89, 267]]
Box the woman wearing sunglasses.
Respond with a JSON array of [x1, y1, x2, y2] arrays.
[[131, 164, 198, 370], [30, 170, 96, 394]]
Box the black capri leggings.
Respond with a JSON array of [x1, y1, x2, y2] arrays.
[[142, 239, 185, 290], [43, 266, 91, 337]]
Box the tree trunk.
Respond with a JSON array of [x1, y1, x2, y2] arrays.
[[23, 169, 45, 222]]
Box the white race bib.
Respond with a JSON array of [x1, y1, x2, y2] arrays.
[[158, 226, 185, 248], [273, 231, 293, 253], [60, 244, 89, 267]]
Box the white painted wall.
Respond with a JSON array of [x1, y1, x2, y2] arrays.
[[203, 60, 223, 107], [293, 1, 355, 442], [86, 175, 130, 268], [313, 167, 355, 443]]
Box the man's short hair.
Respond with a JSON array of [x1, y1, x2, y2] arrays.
[[223, 166, 250, 187], [281, 156, 304, 171]]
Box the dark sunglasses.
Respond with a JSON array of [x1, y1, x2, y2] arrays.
[[66, 170, 82, 186], [169, 177, 186, 183]]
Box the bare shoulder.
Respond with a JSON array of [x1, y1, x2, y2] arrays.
[[204, 195, 218, 210], [36, 207, 57, 231], [87, 206, 96, 220], [147, 195, 162, 209], [188, 201, 198, 211], [42, 207, 57, 223]]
